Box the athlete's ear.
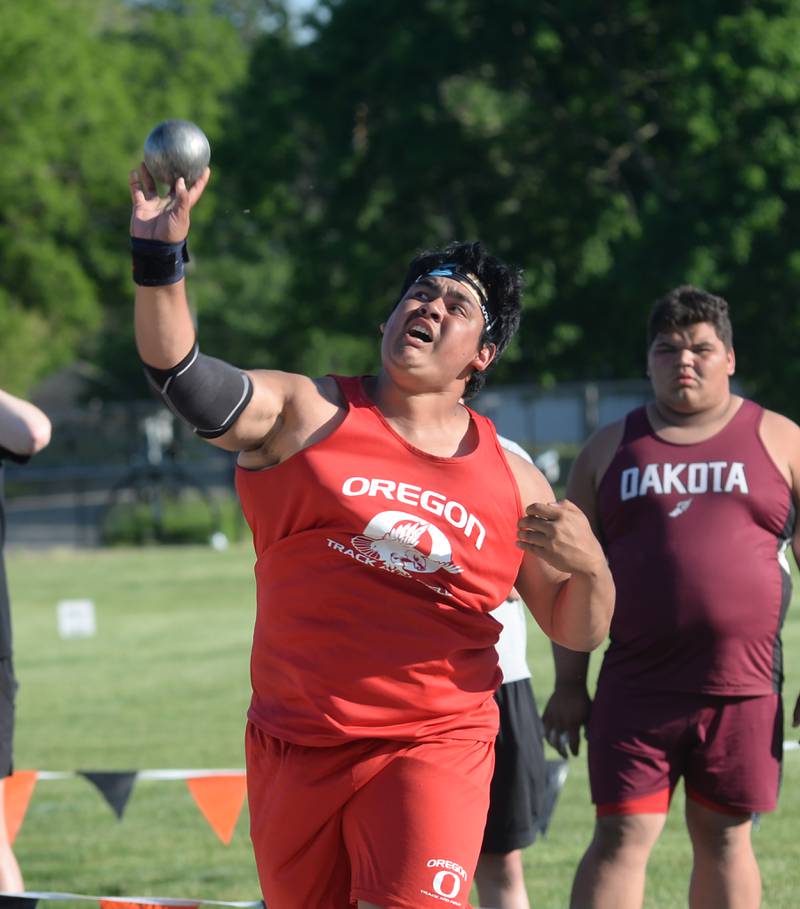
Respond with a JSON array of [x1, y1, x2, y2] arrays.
[[471, 342, 497, 373]]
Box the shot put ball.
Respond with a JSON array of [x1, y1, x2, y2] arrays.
[[143, 119, 211, 188]]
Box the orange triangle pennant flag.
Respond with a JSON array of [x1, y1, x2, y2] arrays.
[[185, 773, 246, 845], [100, 902, 198, 909], [3, 770, 38, 845]]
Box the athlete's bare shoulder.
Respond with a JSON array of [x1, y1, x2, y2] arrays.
[[574, 418, 627, 490], [503, 449, 553, 507], [562, 418, 626, 531], [238, 371, 346, 469], [245, 370, 345, 419], [759, 406, 800, 439], [496, 435, 533, 465], [758, 406, 800, 488]]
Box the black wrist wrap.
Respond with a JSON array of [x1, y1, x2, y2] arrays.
[[131, 236, 190, 286]]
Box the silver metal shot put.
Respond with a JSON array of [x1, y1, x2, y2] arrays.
[[143, 119, 211, 188]]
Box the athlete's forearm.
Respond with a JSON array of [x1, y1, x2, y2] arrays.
[[550, 563, 614, 652], [551, 641, 591, 687], [134, 280, 197, 368]]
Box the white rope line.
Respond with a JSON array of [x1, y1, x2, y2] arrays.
[[0, 892, 261, 907], [34, 770, 245, 781], [29, 747, 799, 780]]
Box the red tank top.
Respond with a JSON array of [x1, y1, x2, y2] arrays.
[[596, 400, 795, 695], [236, 376, 524, 745]]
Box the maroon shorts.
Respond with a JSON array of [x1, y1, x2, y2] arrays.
[[245, 722, 494, 909], [587, 682, 783, 816]]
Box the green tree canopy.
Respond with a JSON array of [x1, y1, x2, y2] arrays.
[[210, 0, 800, 415], [3, 1, 800, 420], [0, 0, 134, 394], [0, 0, 256, 396]]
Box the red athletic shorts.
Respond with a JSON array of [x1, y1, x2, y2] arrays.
[[587, 682, 783, 816], [245, 722, 494, 909]]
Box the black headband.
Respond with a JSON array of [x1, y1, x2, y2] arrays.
[[416, 264, 495, 336]]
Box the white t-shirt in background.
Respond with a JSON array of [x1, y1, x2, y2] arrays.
[[492, 435, 534, 685]]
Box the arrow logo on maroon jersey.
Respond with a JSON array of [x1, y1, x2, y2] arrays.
[[668, 498, 694, 518]]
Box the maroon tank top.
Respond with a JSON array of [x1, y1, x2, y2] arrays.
[[596, 400, 795, 695]]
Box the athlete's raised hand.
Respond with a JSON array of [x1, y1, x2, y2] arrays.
[[517, 499, 606, 577], [129, 163, 210, 243]]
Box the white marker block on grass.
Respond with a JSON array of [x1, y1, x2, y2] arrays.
[[57, 599, 97, 638]]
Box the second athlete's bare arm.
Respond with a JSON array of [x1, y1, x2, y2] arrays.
[[759, 409, 800, 732], [539, 421, 623, 755], [505, 451, 614, 654]]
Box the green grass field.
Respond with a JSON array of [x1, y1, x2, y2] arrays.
[[6, 544, 800, 908]]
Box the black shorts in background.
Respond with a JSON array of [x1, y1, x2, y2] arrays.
[[481, 678, 547, 854], [0, 658, 16, 778]]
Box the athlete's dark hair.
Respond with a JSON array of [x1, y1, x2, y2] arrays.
[[647, 285, 733, 350], [397, 240, 523, 399]]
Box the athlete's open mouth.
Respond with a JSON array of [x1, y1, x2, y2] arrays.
[[406, 319, 434, 342]]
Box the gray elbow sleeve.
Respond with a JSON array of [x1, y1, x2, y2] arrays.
[[143, 342, 254, 439]]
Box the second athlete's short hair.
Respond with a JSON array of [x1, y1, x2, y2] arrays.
[[398, 240, 523, 399], [647, 285, 733, 350]]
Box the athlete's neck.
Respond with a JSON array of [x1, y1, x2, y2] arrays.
[[365, 373, 476, 457], [649, 393, 742, 441]]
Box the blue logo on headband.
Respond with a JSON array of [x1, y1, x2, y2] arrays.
[[419, 264, 494, 334]]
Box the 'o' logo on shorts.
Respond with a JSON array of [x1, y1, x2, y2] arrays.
[[432, 870, 461, 899], [425, 858, 467, 901]]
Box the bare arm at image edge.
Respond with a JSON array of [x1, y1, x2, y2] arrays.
[[0, 389, 52, 459]]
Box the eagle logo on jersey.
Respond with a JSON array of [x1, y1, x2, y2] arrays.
[[668, 498, 694, 518], [352, 510, 463, 578]]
